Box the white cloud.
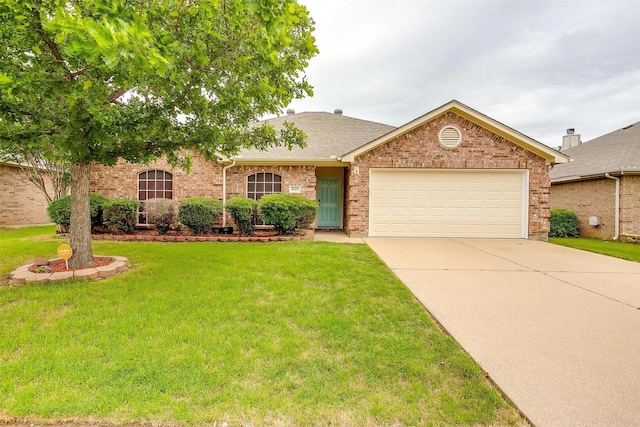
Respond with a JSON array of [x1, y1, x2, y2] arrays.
[[286, 0, 640, 146]]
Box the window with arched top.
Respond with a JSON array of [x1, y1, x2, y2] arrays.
[[247, 172, 282, 225], [138, 170, 173, 224], [246, 172, 282, 200]]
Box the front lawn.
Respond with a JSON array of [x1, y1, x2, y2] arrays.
[[550, 237, 640, 262], [0, 227, 525, 426]]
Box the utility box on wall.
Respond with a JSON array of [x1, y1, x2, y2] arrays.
[[589, 216, 600, 226]]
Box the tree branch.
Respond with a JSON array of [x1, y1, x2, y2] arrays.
[[31, 0, 68, 67], [67, 68, 88, 79], [109, 88, 127, 104]]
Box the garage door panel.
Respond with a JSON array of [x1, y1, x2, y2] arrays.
[[370, 170, 526, 238]]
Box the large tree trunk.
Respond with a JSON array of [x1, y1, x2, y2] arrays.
[[68, 161, 94, 269]]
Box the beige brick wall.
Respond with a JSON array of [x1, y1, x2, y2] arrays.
[[345, 112, 552, 238], [620, 175, 640, 238], [0, 163, 53, 227], [550, 179, 616, 239]]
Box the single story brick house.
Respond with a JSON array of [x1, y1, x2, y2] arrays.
[[550, 122, 640, 240], [0, 161, 53, 228], [91, 100, 568, 239]]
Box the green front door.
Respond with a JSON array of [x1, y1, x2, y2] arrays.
[[317, 177, 341, 227]]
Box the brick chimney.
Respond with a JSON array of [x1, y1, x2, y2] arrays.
[[562, 128, 581, 150]]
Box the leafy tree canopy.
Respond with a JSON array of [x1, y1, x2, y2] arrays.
[[0, 0, 318, 268], [0, 0, 318, 166]]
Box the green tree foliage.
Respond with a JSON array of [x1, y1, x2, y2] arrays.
[[0, 0, 317, 267], [549, 209, 580, 238], [258, 193, 317, 235]]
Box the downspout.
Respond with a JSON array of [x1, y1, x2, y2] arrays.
[[222, 160, 236, 228], [604, 173, 620, 240]]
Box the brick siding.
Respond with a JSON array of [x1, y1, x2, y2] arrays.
[[550, 175, 640, 240], [90, 112, 555, 238], [0, 163, 53, 227], [225, 165, 316, 200], [621, 175, 640, 238], [90, 152, 223, 200], [345, 112, 551, 239], [550, 179, 616, 239], [225, 165, 317, 227], [91, 155, 318, 229]]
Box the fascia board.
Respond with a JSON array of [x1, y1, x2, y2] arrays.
[[230, 158, 349, 167]]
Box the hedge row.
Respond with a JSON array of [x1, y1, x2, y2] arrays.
[[47, 194, 318, 236], [48, 194, 139, 234]]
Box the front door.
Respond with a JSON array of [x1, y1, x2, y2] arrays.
[[317, 177, 341, 228]]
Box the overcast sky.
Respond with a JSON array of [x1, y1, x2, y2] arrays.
[[280, 0, 640, 148]]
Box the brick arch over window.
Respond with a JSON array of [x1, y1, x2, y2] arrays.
[[138, 170, 173, 224], [246, 172, 282, 200]]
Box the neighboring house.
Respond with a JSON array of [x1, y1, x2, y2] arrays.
[[550, 122, 640, 240], [0, 161, 53, 227], [91, 100, 568, 239]]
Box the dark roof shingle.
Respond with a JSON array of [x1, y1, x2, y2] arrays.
[[550, 121, 640, 182], [236, 112, 396, 161]]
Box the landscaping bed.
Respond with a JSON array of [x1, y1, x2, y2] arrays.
[[90, 228, 314, 242], [10, 255, 129, 284]]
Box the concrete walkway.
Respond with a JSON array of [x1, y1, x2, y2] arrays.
[[314, 230, 364, 244], [365, 238, 640, 427]]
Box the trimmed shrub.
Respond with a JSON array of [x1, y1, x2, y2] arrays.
[[47, 195, 71, 231], [178, 197, 223, 235], [47, 193, 108, 233], [258, 194, 318, 235], [90, 193, 109, 231], [103, 199, 139, 234], [549, 209, 580, 238], [225, 197, 258, 236], [145, 198, 176, 235]]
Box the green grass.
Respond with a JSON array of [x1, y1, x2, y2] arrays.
[[550, 237, 640, 263], [0, 227, 525, 426]]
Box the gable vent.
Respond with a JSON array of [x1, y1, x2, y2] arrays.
[[438, 126, 462, 148]]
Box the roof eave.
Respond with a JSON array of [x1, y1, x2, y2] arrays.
[[551, 170, 640, 184], [228, 158, 349, 167]]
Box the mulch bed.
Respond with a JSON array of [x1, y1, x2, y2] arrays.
[[91, 230, 313, 242], [29, 257, 115, 273]]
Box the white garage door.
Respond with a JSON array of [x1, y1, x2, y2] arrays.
[[369, 169, 528, 238]]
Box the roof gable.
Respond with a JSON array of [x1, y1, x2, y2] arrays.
[[550, 121, 640, 182], [341, 100, 569, 165]]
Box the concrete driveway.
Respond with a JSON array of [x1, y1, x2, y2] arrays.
[[365, 238, 640, 427]]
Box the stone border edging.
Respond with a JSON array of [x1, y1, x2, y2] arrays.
[[92, 231, 314, 242], [10, 256, 130, 284]]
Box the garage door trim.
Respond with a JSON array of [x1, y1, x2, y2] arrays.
[[368, 168, 529, 238]]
